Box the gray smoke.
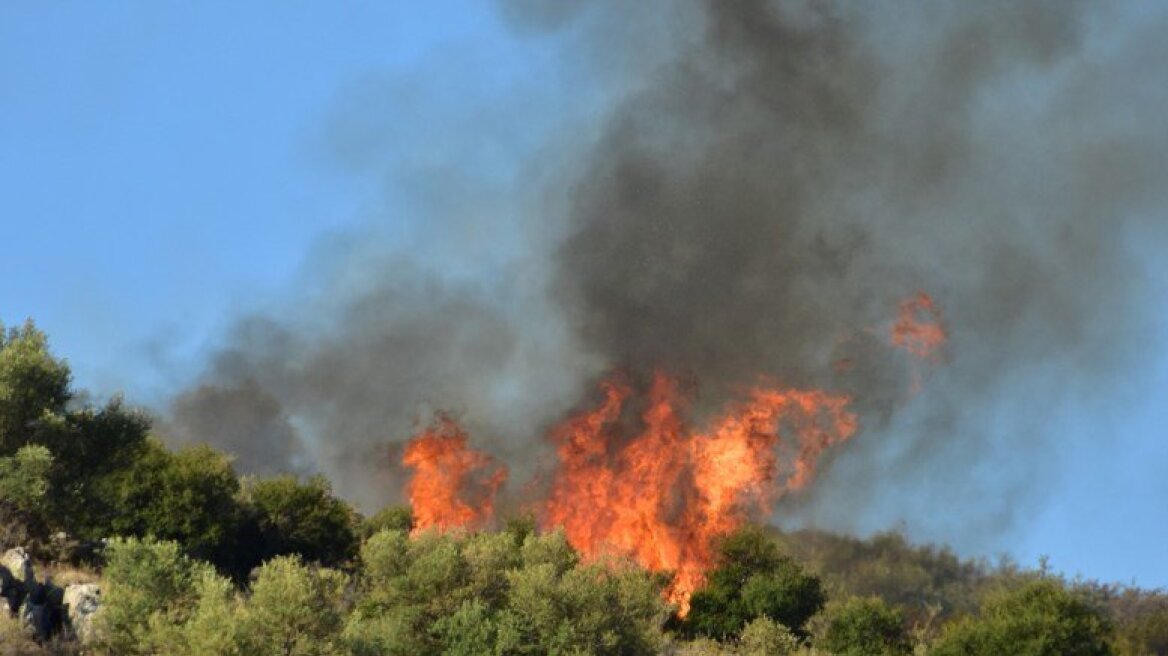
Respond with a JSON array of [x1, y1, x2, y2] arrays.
[[165, 0, 1167, 551]]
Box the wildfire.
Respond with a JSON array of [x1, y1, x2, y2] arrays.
[[399, 374, 856, 615], [540, 372, 857, 615], [891, 291, 946, 361], [396, 293, 955, 616], [402, 414, 507, 533], [890, 292, 948, 394]]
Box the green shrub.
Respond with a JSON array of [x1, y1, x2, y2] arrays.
[[148, 569, 242, 656], [0, 444, 52, 546], [0, 321, 71, 456], [345, 528, 665, 655], [817, 596, 911, 656], [683, 527, 826, 640], [94, 537, 215, 655], [105, 440, 243, 569], [932, 579, 1115, 656], [235, 555, 348, 656], [361, 505, 413, 538], [739, 617, 801, 655], [242, 475, 359, 571]]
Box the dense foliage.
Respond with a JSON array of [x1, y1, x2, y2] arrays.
[[3, 320, 1168, 655], [680, 527, 825, 640]]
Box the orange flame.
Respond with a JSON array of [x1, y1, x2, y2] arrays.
[[396, 293, 949, 613], [539, 372, 857, 615], [402, 414, 507, 533], [891, 291, 947, 361]]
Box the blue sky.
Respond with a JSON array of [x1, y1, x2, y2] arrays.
[[3, 3, 1166, 589], [1, 2, 546, 393]]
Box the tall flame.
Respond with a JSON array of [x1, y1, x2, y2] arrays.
[[402, 414, 507, 533], [397, 296, 946, 615], [539, 372, 857, 615]]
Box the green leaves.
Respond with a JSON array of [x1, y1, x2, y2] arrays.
[[932, 579, 1115, 656], [243, 474, 360, 571], [105, 440, 243, 567], [0, 444, 52, 510], [236, 556, 348, 656], [682, 526, 825, 641], [0, 321, 71, 454], [817, 596, 912, 656], [344, 529, 666, 656], [95, 537, 217, 655]]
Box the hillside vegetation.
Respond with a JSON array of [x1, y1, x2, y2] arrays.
[[2, 321, 1167, 655]]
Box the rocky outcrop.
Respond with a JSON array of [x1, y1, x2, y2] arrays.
[[0, 546, 100, 644], [1, 547, 34, 585], [1, 547, 35, 614], [63, 583, 101, 644]]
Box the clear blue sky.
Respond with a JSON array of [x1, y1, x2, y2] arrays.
[[3, 3, 1166, 590]]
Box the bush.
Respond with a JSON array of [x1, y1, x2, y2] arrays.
[[1115, 597, 1168, 656], [501, 553, 666, 654], [0, 322, 150, 546], [817, 596, 911, 656], [931, 579, 1115, 656], [242, 475, 359, 571], [345, 528, 666, 655], [0, 444, 52, 546], [361, 505, 413, 538], [105, 441, 243, 569], [94, 537, 216, 655], [235, 555, 348, 656], [739, 617, 801, 655], [0, 321, 71, 456], [683, 527, 826, 640], [154, 568, 243, 656]]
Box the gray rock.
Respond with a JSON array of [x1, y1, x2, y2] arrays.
[[0, 547, 34, 615], [1, 547, 34, 588], [63, 583, 101, 644]]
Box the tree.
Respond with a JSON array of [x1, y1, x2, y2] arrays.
[[361, 505, 413, 538], [242, 475, 359, 571], [344, 528, 666, 655], [739, 617, 800, 655], [500, 552, 666, 655], [94, 537, 216, 655], [155, 568, 244, 656], [682, 526, 825, 640], [817, 596, 912, 656], [235, 555, 347, 656], [0, 321, 71, 455], [0, 320, 151, 545], [931, 579, 1115, 656], [0, 444, 52, 546], [1113, 593, 1168, 656], [105, 440, 243, 569]]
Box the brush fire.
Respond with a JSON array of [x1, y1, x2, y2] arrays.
[[402, 294, 945, 616]]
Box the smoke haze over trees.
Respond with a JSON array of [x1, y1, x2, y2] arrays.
[[3, 322, 1168, 653], [159, 0, 1168, 562]]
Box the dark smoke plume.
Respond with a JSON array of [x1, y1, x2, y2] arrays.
[[165, 0, 1167, 550]]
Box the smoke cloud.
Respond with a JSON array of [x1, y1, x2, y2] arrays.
[[163, 0, 1168, 550]]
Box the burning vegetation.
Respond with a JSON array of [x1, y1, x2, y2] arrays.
[[397, 286, 954, 614], [397, 290, 951, 614], [891, 291, 947, 362], [402, 414, 507, 534], [541, 372, 857, 615], [402, 366, 865, 614]]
